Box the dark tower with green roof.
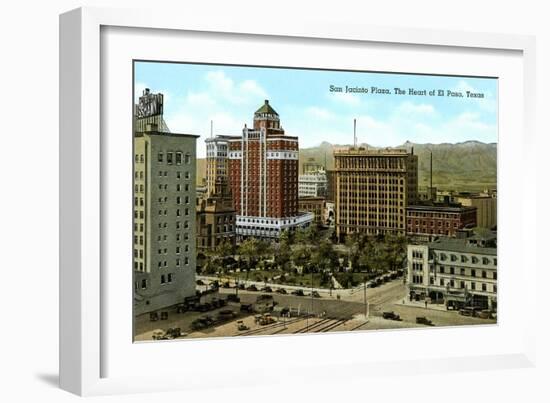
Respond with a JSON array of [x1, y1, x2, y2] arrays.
[[253, 99, 283, 131]]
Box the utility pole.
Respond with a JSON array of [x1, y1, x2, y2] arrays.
[[364, 280, 367, 319], [353, 118, 357, 148]]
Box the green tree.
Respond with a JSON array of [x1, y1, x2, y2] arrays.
[[291, 244, 312, 269]]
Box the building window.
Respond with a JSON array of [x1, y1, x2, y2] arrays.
[[471, 269, 476, 277], [482, 283, 487, 292], [161, 275, 166, 284], [185, 153, 191, 164], [493, 272, 497, 280], [158, 152, 163, 162], [141, 279, 147, 289], [167, 152, 173, 164], [482, 271, 487, 278], [167, 273, 173, 283], [176, 152, 182, 165], [471, 282, 475, 290]]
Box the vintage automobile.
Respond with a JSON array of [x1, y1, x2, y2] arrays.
[[217, 309, 236, 321], [291, 289, 305, 296], [227, 294, 240, 303], [246, 284, 258, 291], [416, 316, 434, 326], [236, 320, 249, 331], [260, 286, 273, 293], [240, 303, 254, 313], [311, 291, 321, 298], [191, 316, 214, 331], [382, 311, 401, 321], [276, 288, 288, 294]]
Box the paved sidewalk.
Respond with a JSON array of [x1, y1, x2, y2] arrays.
[[394, 298, 450, 312]]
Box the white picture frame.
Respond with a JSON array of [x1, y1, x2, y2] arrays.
[[60, 6, 537, 396]]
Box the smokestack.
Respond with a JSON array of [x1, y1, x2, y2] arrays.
[[430, 151, 433, 201], [210, 120, 213, 138], [430, 151, 433, 190], [353, 118, 357, 148]]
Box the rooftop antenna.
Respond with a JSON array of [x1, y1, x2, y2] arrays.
[[210, 120, 213, 138], [353, 118, 357, 148]]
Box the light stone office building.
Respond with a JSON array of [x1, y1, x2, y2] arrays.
[[407, 235, 497, 310], [133, 125, 199, 315], [334, 147, 418, 241]]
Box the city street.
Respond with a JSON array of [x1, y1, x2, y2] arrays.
[[134, 278, 495, 341]]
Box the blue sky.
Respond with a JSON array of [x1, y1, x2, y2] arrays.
[[135, 62, 497, 158]]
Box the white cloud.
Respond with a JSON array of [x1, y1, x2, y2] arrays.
[[306, 106, 335, 120], [185, 91, 217, 107], [203, 70, 267, 105], [396, 101, 436, 116], [239, 80, 267, 99], [329, 91, 361, 107]]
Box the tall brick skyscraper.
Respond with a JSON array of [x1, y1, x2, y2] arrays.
[[227, 100, 312, 238]]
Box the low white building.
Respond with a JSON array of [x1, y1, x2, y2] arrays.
[[407, 235, 497, 310]]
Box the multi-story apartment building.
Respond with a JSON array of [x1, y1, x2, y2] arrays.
[[334, 147, 418, 241], [227, 100, 313, 238], [407, 235, 497, 310], [133, 124, 198, 315], [298, 196, 326, 226], [298, 170, 327, 197], [406, 204, 477, 240]]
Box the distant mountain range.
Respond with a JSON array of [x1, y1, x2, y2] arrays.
[[197, 140, 497, 192]]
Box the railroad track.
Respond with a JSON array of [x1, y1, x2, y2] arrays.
[[293, 318, 335, 334], [348, 321, 369, 331], [235, 317, 301, 336], [317, 318, 347, 332]]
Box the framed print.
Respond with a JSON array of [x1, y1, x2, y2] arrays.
[[59, 7, 537, 396]]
